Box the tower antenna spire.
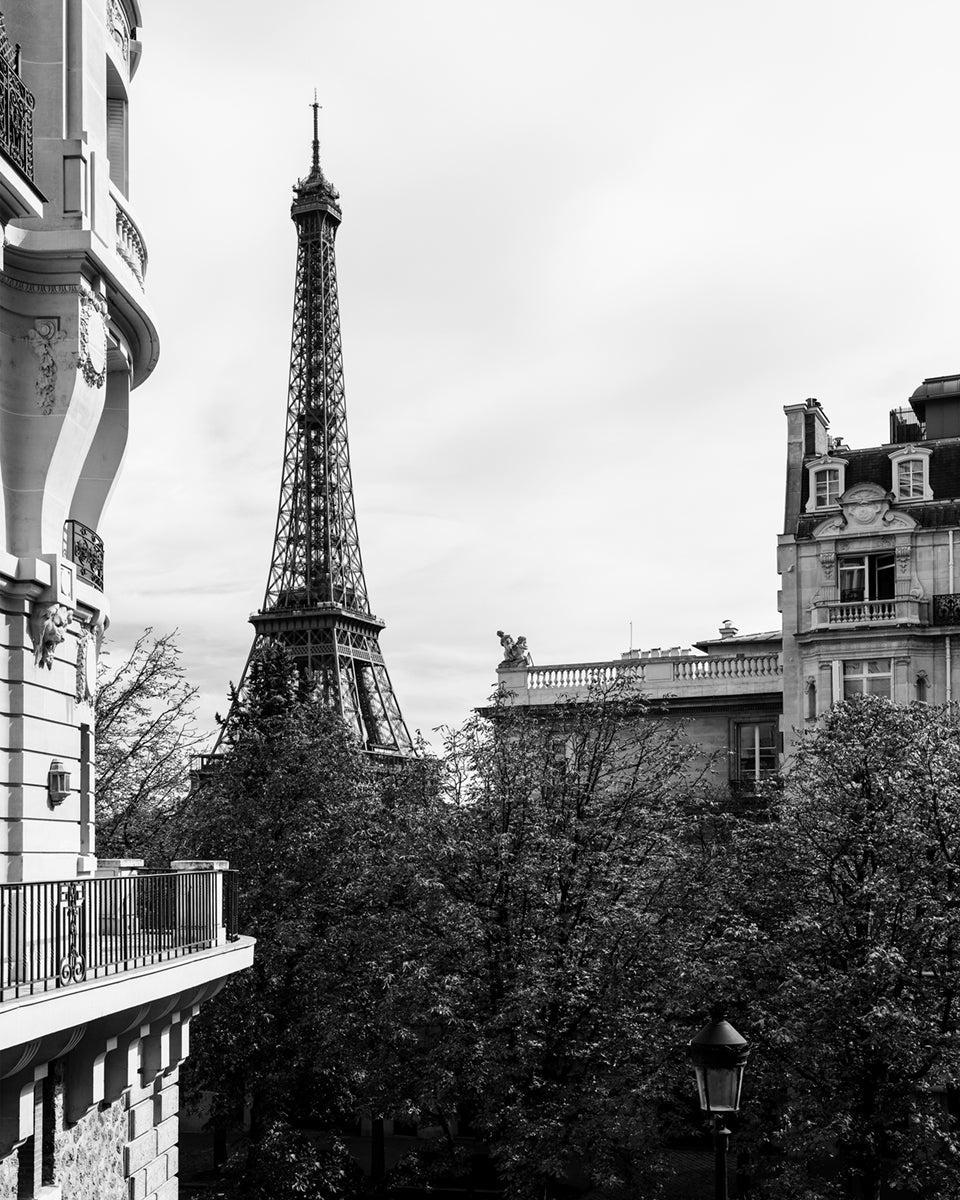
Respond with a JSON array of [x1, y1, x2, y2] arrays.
[[311, 89, 320, 173]]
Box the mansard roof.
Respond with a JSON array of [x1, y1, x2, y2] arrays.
[[796, 439, 960, 537]]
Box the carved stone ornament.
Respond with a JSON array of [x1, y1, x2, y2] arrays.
[[75, 623, 98, 703], [30, 602, 72, 670], [78, 292, 107, 388], [2, 273, 86, 297], [108, 0, 130, 61], [813, 482, 918, 539], [896, 544, 911, 575], [27, 319, 67, 415], [497, 629, 533, 668], [819, 551, 835, 580]]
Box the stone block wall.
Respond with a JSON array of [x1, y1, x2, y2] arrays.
[[121, 1068, 180, 1200], [0, 1065, 181, 1200]]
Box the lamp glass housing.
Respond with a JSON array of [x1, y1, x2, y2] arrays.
[[694, 1062, 746, 1114], [687, 1010, 749, 1116], [47, 759, 71, 806]]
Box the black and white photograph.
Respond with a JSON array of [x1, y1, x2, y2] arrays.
[[1, 2, 960, 1198]]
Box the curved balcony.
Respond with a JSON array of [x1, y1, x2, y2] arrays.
[[112, 185, 148, 286], [0, 21, 35, 185], [63, 519, 104, 590], [0, 866, 238, 1002]]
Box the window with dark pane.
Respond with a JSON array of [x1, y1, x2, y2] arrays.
[[736, 721, 778, 782], [838, 553, 895, 602]]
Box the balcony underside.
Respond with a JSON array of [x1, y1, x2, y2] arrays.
[[0, 935, 253, 1052]]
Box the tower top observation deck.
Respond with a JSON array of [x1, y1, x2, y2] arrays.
[[292, 95, 341, 220]]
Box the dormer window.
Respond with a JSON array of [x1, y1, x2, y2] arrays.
[[804, 455, 847, 513], [815, 468, 840, 508], [888, 446, 932, 503]]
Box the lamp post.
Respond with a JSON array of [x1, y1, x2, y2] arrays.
[[687, 1006, 750, 1200]]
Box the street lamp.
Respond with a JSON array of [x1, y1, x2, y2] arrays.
[[687, 1006, 749, 1200]]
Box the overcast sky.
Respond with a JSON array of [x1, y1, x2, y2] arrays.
[[99, 0, 960, 745]]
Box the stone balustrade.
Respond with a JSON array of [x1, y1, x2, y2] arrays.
[[811, 597, 926, 629], [516, 652, 782, 700], [113, 188, 148, 285]]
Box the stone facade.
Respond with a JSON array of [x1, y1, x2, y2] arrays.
[[0, 5, 255, 1200], [778, 383, 960, 750], [0, 0, 158, 884], [495, 626, 783, 790]]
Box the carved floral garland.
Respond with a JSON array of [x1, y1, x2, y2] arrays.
[[108, 0, 130, 62], [27, 320, 67, 414], [78, 292, 108, 388]]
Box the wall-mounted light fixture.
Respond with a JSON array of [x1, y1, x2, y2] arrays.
[[47, 759, 71, 807]]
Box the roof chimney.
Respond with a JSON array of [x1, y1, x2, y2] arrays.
[[719, 620, 738, 639]]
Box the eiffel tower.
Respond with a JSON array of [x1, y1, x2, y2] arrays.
[[241, 103, 413, 756]]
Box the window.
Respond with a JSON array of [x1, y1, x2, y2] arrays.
[[916, 672, 928, 703], [735, 721, 779, 783], [842, 659, 892, 699], [838, 552, 895, 602], [814, 467, 840, 508], [804, 454, 847, 513], [106, 59, 129, 194], [897, 459, 924, 499], [888, 446, 932, 502]]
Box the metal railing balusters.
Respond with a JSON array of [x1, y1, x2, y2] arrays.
[[0, 868, 235, 1001]]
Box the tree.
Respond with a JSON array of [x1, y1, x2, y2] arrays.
[[95, 628, 204, 860], [710, 697, 960, 1200], [395, 683, 715, 1200], [172, 643, 432, 1198]]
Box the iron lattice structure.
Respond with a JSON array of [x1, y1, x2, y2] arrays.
[[245, 111, 413, 755]]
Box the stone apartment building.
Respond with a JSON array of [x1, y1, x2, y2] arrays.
[[498, 376, 960, 786], [779, 384, 960, 748], [0, 4, 252, 1199]]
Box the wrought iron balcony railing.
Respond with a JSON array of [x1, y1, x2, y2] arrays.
[[0, 868, 239, 1001], [63, 518, 104, 589], [933, 594, 960, 625], [0, 23, 36, 183]]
